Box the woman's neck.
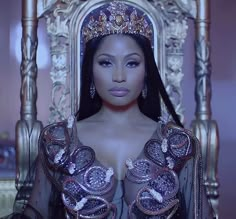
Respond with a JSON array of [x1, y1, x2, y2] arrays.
[[95, 100, 146, 125]]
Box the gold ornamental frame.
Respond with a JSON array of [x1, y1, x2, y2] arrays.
[[0, 0, 219, 218]]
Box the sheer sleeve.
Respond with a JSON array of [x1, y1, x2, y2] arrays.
[[23, 157, 52, 219], [2, 124, 62, 219], [179, 143, 214, 219], [1, 156, 51, 219]]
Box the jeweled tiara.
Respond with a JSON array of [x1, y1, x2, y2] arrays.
[[82, 1, 153, 43]]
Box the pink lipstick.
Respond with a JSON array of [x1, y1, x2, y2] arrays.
[[108, 87, 130, 97]]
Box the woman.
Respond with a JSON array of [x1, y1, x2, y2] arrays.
[[9, 1, 213, 219]]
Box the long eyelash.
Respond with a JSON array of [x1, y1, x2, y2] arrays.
[[98, 60, 111, 66], [128, 61, 140, 67]]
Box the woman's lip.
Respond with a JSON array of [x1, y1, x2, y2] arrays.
[[109, 87, 129, 92], [109, 87, 130, 97]]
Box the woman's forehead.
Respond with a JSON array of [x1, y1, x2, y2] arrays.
[[95, 34, 143, 56]]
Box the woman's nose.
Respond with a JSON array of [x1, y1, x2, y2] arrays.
[[112, 67, 126, 82]]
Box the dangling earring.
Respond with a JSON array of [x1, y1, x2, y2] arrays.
[[142, 84, 147, 99], [90, 82, 96, 99]]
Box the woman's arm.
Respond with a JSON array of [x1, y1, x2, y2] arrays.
[[179, 157, 214, 219], [23, 157, 52, 219]]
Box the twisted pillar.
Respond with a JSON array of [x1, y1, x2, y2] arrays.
[[191, 0, 219, 218], [15, 0, 42, 201]]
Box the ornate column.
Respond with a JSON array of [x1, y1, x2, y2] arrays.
[[191, 0, 219, 218], [15, 0, 42, 200]]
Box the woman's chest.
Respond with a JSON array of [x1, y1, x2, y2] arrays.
[[76, 123, 158, 180], [86, 135, 146, 180]]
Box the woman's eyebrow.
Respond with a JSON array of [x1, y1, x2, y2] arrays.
[[95, 53, 114, 58], [124, 53, 142, 58], [96, 52, 142, 58]]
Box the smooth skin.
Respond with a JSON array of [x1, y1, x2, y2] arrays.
[[77, 35, 157, 180], [25, 34, 158, 218]]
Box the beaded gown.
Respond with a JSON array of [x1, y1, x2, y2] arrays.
[[4, 117, 213, 219], [35, 117, 208, 219]]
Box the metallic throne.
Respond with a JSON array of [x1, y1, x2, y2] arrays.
[[0, 0, 219, 218]]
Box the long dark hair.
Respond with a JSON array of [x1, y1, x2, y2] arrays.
[[76, 34, 183, 127]]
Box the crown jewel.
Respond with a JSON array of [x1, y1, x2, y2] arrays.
[[82, 1, 153, 43]]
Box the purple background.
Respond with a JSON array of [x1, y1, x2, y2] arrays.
[[0, 0, 235, 217]]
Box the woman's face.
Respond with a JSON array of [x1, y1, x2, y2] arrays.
[[93, 35, 145, 107]]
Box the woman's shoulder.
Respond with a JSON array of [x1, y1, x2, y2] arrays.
[[147, 118, 199, 171], [162, 120, 200, 156], [38, 116, 81, 172], [38, 115, 96, 144], [76, 115, 100, 131], [39, 117, 72, 139]]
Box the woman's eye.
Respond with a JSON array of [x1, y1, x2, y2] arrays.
[[98, 60, 112, 67], [127, 61, 140, 68]]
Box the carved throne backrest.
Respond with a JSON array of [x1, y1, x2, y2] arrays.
[[3, 1, 218, 218], [37, 0, 197, 124]]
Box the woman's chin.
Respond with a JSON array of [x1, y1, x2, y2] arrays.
[[102, 97, 138, 109]]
